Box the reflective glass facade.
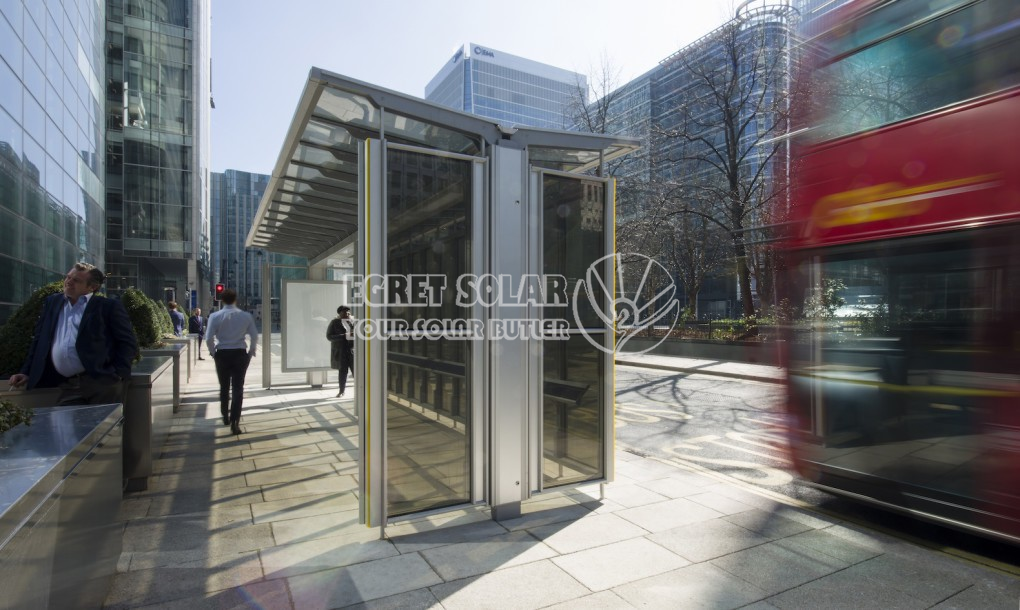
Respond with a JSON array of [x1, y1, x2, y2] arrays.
[[0, 0, 106, 323], [600, 4, 793, 317], [425, 43, 584, 130], [103, 0, 210, 309]]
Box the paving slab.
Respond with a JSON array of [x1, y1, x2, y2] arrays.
[[101, 348, 1020, 609]]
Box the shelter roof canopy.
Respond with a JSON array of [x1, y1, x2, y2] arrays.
[[247, 68, 639, 262]]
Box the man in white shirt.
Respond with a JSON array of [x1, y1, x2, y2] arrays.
[[205, 288, 258, 434]]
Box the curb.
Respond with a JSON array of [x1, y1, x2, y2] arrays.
[[615, 358, 783, 384]]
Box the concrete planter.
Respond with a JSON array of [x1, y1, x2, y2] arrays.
[[166, 335, 195, 380], [0, 404, 123, 609], [140, 343, 186, 412], [621, 336, 784, 366], [1, 356, 174, 493], [123, 355, 174, 491]]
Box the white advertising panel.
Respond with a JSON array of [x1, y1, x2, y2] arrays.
[[281, 280, 349, 372]]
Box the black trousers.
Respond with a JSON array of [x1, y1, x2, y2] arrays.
[[214, 349, 251, 423], [337, 353, 354, 394]]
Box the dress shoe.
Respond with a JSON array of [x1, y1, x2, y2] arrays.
[[337, 390, 344, 397], [198, 356, 205, 360], [230, 422, 241, 435], [222, 415, 229, 426]]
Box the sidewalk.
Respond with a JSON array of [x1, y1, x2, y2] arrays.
[[615, 352, 784, 384], [103, 352, 1020, 609]]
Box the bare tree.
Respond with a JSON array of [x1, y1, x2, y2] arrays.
[[654, 10, 792, 319], [662, 201, 729, 316], [567, 52, 623, 135]]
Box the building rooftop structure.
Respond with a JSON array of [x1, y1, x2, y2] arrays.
[[425, 42, 586, 130]]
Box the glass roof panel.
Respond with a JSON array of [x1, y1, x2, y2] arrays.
[[301, 118, 358, 150], [382, 112, 480, 156], [284, 163, 353, 189], [291, 144, 358, 178], [314, 87, 381, 133], [528, 147, 601, 172]]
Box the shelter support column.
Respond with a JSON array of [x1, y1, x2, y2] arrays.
[[489, 143, 529, 521], [306, 264, 328, 388]]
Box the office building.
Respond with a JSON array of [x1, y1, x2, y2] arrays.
[[0, 0, 107, 323], [602, 1, 795, 317], [211, 169, 306, 328], [102, 0, 212, 312], [426, 43, 585, 130]]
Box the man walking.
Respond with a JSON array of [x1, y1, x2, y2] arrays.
[[188, 307, 206, 359], [205, 289, 257, 434], [8, 263, 138, 406], [168, 301, 185, 336]]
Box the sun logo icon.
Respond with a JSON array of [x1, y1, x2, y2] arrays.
[[573, 253, 680, 355]]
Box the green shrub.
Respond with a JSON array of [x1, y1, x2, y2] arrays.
[[0, 399, 33, 435], [152, 298, 173, 338], [0, 281, 63, 376], [122, 288, 166, 349]]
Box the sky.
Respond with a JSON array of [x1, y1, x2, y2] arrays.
[[210, 0, 738, 174]]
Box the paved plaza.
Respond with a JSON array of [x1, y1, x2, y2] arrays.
[[104, 351, 1020, 609]]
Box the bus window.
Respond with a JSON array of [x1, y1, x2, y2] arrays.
[[803, 0, 1020, 142]]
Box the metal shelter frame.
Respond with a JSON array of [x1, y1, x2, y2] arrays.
[[246, 68, 639, 529]]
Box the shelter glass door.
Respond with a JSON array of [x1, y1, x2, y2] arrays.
[[383, 146, 476, 517], [540, 172, 611, 488]]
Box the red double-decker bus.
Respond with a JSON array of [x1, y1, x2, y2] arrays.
[[780, 0, 1020, 543]]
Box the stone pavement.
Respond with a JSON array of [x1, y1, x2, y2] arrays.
[[103, 351, 1020, 609]]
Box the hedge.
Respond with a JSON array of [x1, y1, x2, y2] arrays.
[[0, 285, 170, 377], [0, 281, 63, 376]]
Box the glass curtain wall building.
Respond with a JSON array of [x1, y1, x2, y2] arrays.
[[211, 169, 305, 326], [425, 43, 585, 130], [599, 1, 794, 317], [0, 0, 106, 323], [103, 0, 211, 310]]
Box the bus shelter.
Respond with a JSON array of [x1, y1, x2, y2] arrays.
[[246, 69, 639, 529]]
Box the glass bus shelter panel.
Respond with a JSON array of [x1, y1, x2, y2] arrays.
[[541, 173, 608, 488], [384, 147, 474, 518], [543, 336, 604, 487], [387, 339, 471, 517]]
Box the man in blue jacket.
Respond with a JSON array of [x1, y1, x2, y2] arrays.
[[8, 263, 138, 406], [169, 301, 185, 336]]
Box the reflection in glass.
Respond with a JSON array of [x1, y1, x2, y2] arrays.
[[543, 175, 605, 328], [788, 227, 1020, 506], [385, 147, 473, 517], [387, 338, 470, 517], [543, 335, 603, 487], [542, 174, 607, 488]]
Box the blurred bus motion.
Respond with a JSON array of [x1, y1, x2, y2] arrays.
[[779, 0, 1020, 544]]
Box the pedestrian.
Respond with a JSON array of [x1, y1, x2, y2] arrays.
[[205, 288, 258, 434], [168, 301, 185, 336], [326, 305, 354, 397], [7, 263, 138, 406], [188, 307, 206, 359]]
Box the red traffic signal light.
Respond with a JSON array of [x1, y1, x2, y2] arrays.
[[215, 283, 225, 298]]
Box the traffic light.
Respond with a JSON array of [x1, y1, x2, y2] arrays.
[[215, 283, 225, 299]]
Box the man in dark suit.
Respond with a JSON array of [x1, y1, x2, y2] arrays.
[[168, 301, 185, 336], [188, 307, 206, 360], [8, 263, 138, 406]]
